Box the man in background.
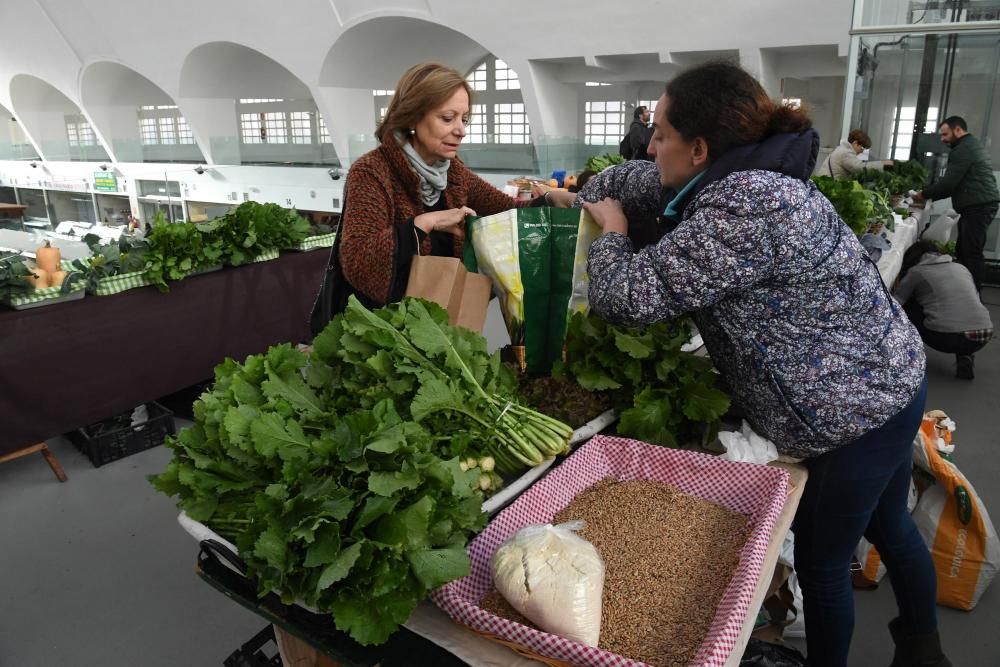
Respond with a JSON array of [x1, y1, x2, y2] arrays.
[[620, 106, 652, 161], [914, 116, 999, 291]]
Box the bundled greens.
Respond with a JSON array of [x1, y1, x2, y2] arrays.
[[585, 153, 625, 173], [0, 255, 33, 301], [202, 202, 311, 266], [556, 313, 730, 448], [143, 214, 224, 290], [151, 297, 572, 644], [69, 233, 149, 293], [812, 176, 875, 236], [312, 296, 573, 475]]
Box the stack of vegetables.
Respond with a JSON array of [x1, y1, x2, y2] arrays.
[[68, 234, 149, 294], [813, 160, 929, 237], [0, 241, 81, 306], [553, 312, 730, 448], [585, 153, 625, 173], [150, 296, 573, 644], [199, 201, 311, 266]]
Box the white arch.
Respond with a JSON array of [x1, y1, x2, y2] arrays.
[[10, 73, 111, 162], [81, 60, 206, 164]]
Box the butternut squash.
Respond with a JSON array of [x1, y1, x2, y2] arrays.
[[49, 270, 67, 288], [36, 240, 61, 274], [24, 267, 49, 289]]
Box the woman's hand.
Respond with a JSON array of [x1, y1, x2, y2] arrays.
[[414, 206, 477, 236], [582, 198, 628, 235], [546, 189, 577, 208]]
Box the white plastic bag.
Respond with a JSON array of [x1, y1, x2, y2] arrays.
[[719, 420, 780, 465], [491, 521, 605, 646]]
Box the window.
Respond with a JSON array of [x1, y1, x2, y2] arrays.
[[290, 111, 313, 144], [782, 98, 802, 109], [139, 118, 158, 145], [263, 112, 288, 144], [494, 59, 520, 90], [467, 62, 488, 92], [77, 121, 96, 146], [140, 104, 178, 110], [465, 104, 487, 144], [377, 106, 388, 125], [493, 102, 529, 144], [319, 115, 331, 143], [585, 82, 613, 87], [66, 123, 79, 147], [238, 98, 284, 104], [584, 101, 626, 146], [637, 99, 658, 115], [892, 106, 939, 160], [158, 117, 177, 144], [240, 113, 263, 144], [372, 89, 395, 97], [177, 117, 195, 144]]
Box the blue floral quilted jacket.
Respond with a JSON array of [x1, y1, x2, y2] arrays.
[[587, 155, 926, 458]]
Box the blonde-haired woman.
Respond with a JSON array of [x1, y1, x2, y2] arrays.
[[335, 62, 573, 309]]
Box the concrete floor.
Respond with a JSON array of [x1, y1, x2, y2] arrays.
[[3, 291, 1000, 666]]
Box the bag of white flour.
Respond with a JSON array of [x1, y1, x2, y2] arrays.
[[491, 521, 605, 646]]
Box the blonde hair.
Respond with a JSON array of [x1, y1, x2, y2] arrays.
[[376, 62, 473, 142]]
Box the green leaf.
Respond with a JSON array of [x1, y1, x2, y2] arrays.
[[368, 470, 421, 497], [254, 526, 288, 571], [304, 524, 341, 567], [317, 541, 364, 592], [618, 390, 678, 447], [370, 496, 433, 548], [330, 592, 414, 646], [613, 329, 655, 359], [250, 413, 311, 458], [407, 547, 471, 589], [681, 382, 731, 422], [353, 496, 398, 531]]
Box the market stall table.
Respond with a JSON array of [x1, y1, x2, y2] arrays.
[[0, 250, 331, 469], [0, 202, 27, 220], [189, 454, 807, 667]]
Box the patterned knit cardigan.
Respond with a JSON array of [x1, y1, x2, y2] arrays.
[[340, 134, 530, 304]]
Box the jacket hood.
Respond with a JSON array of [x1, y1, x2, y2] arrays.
[[919, 252, 953, 266], [663, 128, 820, 221]]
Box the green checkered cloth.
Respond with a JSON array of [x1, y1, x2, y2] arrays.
[[93, 271, 153, 296], [249, 248, 280, 264], [4, 284, 84, 308], [292, 233, 336, 251]]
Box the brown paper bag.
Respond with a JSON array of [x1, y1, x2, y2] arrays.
[[404, 255, 492, 333]]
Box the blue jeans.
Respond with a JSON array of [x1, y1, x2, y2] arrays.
[[792, 377, 935, 667]]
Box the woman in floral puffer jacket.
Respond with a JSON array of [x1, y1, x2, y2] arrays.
[[583, 62, 947, 667]]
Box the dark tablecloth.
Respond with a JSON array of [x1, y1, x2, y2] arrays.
[[0, 250, 331, 454]]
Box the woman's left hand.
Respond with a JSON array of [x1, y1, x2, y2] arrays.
[[582, 198, 628, 235]]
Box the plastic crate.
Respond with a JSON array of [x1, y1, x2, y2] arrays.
[[69, 402, 176, 467], [224, 626, 283, 667]]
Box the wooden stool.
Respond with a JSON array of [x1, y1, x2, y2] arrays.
[[0, 442, 68, 482]]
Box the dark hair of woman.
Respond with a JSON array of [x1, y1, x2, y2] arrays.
[[899, 240, 941, 281], [664, 61, 812, 161]]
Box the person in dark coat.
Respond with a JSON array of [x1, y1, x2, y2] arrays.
[[621, 105, 652, 160], [914, 116, 1000, 291], [583, 62, 947, 667]]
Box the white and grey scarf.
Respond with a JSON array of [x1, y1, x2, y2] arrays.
[[396, 131, 450, 206]]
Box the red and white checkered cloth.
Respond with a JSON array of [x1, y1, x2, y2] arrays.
[[432, 435, 791, 667]]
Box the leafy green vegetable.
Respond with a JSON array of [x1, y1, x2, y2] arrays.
[[932, 240, 957, 256], [556, 313, 730, 447], [150, 296, 573, 645], [143, 213, 222, 291], [200, 202, 311, 266], [812, 176, 876, 236], [0, 256, 34, 301], [69, 233, 149, 293], [585, 153, 625, 173]]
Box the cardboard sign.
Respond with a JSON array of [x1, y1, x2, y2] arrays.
[[405, 255, 492, 333]]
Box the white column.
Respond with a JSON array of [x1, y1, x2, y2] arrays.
[[740, 48, 781, 99], [313, 86, 376, 167]]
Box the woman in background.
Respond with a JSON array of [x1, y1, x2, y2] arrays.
[[815, 128, 893, 179]]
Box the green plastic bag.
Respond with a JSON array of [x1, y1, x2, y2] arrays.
[[464, 207, 601, 374]]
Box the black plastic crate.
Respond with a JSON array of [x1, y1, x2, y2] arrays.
[[224, 626, 282, 667], [69, 402, 176, 467]]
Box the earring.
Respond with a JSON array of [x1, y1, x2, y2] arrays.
[[409, 128, 416, 135]]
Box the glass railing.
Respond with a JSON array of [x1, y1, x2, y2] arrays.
[[859, 0, 1000, 28]]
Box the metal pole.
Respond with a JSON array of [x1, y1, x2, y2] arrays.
[[890, 39, 909, 160], [982, 41, 1000, 142]]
